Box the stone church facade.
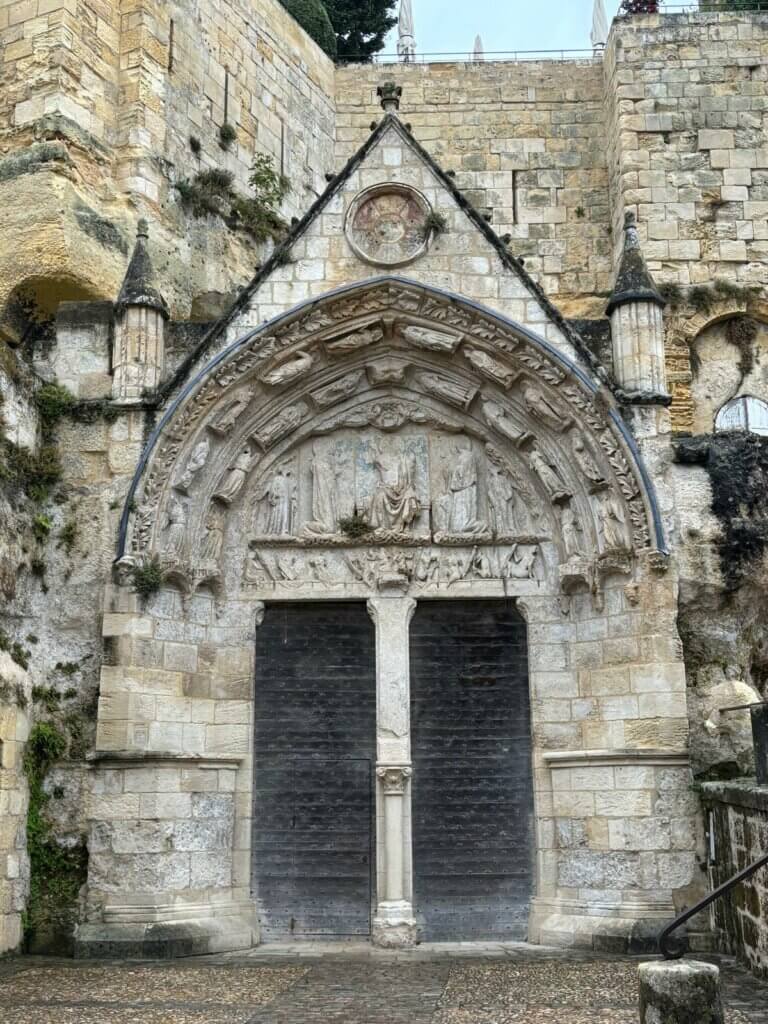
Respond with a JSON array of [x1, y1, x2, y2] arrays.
[[1, 4, 768, 963]]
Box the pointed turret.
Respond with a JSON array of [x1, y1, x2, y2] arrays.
[[607, 212, 668, 397], [112, 219, 168, 402], [397, 0, 416, 62]]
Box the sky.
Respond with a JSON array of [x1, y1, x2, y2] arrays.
[[382, 0, 624, 57]]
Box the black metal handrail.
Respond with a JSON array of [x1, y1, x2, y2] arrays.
[[659, 849, 768, 959]]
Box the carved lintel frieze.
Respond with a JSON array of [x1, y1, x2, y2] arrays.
[[377, 766, 412, 795]]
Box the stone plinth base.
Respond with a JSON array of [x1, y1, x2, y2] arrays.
[[372, 902, 418, 948], [639, 961, 724, 1024], [75, 904, 257, 959], [529, 898, 675, 954]]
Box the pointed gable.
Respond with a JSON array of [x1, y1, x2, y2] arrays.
[[166, 101, 606, 398]]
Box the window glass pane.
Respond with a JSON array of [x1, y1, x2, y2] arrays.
[[715, 396, 768, 436]]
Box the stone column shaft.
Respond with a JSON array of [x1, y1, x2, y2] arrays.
[[367, 596, 417, 947]]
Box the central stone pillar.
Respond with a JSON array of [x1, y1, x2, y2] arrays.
[[367, 596, 417, 948]]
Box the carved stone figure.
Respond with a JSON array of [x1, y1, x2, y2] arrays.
[[325, 326, 383, 355], [502, 544, 538, 580], [415, 549, 440, 584], [464, 347, 517, 388], [449, 444, 479, 532], [366, 358, 408, 385], [276, 554, 300, 581], [303, 445, 342, 536], [528, 443, 570, 503], [212, 385, 254, 433], [308, 555, 332, 583], [447, 554, 470, 586], [469, 546, 494, 579], [418, 372, 478, 411], [253, 402, 308, 449], [261, 351, 313, 387], [176, 437, 210, 493], [522, 383, 572, 432], [482, 399, 532, 446], [214, 447, 253, 504], [559, 502, 585, 561], [487, 462, 518, 537], [257, 467, 297, 536], [199, 506, 225, 566], [401, 325, 462, 353], [311, 372, 363, 408], [163, 496, 188, 561], [597, 491, 629, 551], [369, 443, 419, 533], [571, 434, 606, 489]]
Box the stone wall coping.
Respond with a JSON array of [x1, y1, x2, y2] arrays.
[[700, 779, 768, 815], [543, 748, 690, 769], [88, 752, 242, 770]]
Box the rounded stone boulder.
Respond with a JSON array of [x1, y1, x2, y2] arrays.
[[638, 960, 724, 1024]]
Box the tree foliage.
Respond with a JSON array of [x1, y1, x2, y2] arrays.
[[281, 0, 338, 58], [321, 0, 398, 61], [619, 0, 659, 12]]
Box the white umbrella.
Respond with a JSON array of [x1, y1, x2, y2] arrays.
[[473, 34, 485, 61], [591, 0, 609, 50], [397, 0, 416, 60]]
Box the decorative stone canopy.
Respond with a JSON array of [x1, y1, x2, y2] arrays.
[[116, 219, 169, 319], [606, 212, 665, 317]]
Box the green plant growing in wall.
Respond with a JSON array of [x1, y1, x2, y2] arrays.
[[219, 122, 237, 150], [130, 556, 165, 599], [57, 520, 78, 554], [338, 511, 372, 540], [32, 514, 52, 543], [23, 722, 88, 952], [421, 210, 448, 242], [34, 383, 75, 436]]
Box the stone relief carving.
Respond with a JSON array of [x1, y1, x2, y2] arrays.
[[129, 285, 655, 597], [163, 496, 188, 562], [366, 358, 409, 386], [401, 325, 462, 353], [210, 385, 255, 434], [260, 351, 313, 387], [417, 372, 477, 411], [527, 443, 571, 504], [175, 437, 210, 494], [433, 442, 486, 538], [253, 401, 309, 449], [214, 446, 254, 505], [311, 372, 363, 408], [255, 461, 297, 537], [595, 491, 630, 552], [303, 444, 343, 537], [377, 766, 412, 795], [571, 433, 607, 491], [325, 326, 383, 356], [522, 383, 573, 433], [559, 501, 586, 562], [463, 347, 518, 389], [369, 440, 420, 534], [482, 399, 533, 448], [199, 505, 225, 568]]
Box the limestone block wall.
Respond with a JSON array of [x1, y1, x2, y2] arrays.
[[0, 0, 337, 324], [0, 650, 31, 954], [334, 60, 612, 319], [702, 781, 768, 980]]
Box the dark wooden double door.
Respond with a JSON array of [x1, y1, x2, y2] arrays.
[[252, 601, 534, 942]]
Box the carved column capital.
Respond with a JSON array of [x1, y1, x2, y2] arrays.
[[377, 765, 412, 795], [366, 595, 417, 625]]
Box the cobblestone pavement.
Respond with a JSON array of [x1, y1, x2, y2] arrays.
[[0, 945, 766, 1023]]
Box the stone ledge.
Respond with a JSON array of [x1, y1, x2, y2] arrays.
[[87, 751, 243, 769], [543, 748, 690, 769], [700, 778, 768, 814]]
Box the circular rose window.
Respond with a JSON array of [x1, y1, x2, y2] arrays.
[[345, 184, 432, 268]]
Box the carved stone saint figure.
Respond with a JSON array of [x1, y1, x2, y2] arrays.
[[447, 443, 480, 533], [368, 442, 419, 533], [559, 502, 585, 562], [482, 400, 531, 447], [487, 463, 518, 537], [303, 444, 342, 536], [177, 437, 210, 493], [261, 351, 313, 387], [214, 447, 253, 505], [212, 385, 254, 433], [522, 384, 572, 432], [163, 496, 187, 561], [528, 444, 570, 504], [597, 491, 628, 551], [571, 434, 606, 489], [258, 467, 296, 536], [199, 506, 225, 566]]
